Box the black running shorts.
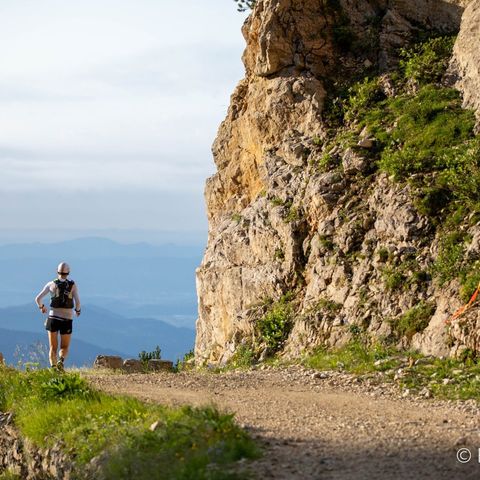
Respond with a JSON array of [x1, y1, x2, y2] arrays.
[[45, 317, 73, 335]]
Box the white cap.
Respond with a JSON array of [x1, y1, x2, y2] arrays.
[[57, 262, 70, 274]]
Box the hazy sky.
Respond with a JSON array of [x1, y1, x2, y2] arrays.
[[0, 0, 248, 244]]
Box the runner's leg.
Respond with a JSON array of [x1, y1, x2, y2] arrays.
[[59, 334, 71, 361], [48, 331, 58, 366]]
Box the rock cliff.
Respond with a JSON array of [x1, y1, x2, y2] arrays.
[[450, 0, 480, 125], [196, 0, 480, 364]]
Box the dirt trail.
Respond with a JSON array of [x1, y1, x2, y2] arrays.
[[86, 366, 480, 480]]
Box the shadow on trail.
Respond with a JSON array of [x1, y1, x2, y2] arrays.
[[245, 429, 480, 480]]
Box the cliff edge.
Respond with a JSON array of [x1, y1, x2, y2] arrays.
[[196, 0, 480, 364]]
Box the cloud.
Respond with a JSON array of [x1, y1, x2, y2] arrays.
[[0, 149, 215, 193], [0, 0, 248, 234], [0, 189, 208, 232]]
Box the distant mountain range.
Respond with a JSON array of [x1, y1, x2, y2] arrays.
[[0, 236, 204, 260], [0, 237, 202, 328], [0, 303, 195, 367]]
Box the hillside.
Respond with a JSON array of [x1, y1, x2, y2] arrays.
[[196, 0, 480, 365], [0, 327, 127, 367]]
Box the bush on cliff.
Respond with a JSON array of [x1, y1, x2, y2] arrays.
[[258, 294, 294, 354], [322, 34, 479, 298]]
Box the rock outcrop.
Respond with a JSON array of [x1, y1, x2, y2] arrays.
[[450, 0, 480, 125], [0, 412, 73, 480], [196, 0, 479, 364]]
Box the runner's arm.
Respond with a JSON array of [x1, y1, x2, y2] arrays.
[[35, 283, 51, 308], [73, 284, 81, 312]]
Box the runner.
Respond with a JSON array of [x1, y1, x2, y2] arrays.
[[35, 262, 81, 370]]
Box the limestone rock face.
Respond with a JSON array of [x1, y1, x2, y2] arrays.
[[450, 0, 480, 125], [196, 0, 476, 364]]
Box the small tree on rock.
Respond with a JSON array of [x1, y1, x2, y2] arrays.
[[234, 0, 256, 12]]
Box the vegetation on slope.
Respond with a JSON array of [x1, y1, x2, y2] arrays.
[[222, 35, 480, 380], [0, 366, 258, 480], [321, 35, 480, 300], [304, 333, 480, 401]]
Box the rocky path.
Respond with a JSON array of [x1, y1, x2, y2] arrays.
[[85, 366, 480, 480]]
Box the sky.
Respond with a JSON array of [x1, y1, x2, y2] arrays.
[[0, 0, 248, 244]]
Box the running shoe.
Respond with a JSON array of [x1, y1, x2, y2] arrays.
[[56, 358, 65, 372]]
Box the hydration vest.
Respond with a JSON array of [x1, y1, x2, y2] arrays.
[[50, 279, 75, 309]]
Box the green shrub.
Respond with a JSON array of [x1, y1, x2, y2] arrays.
[[315, 152, 338, 172], [344, 77, 385, 123], [333, 25, 355, 50], [319, 235, 335, 251], [377, 247, 390, 263], [414, 186, 452, 218], [258, 295, 294, 353], [400, 36, 455, 85], [270, 197, 284, 207], [314, 298, 342, 313], [433, 232, 469, 285], [382, 267, 406, 291], [436, 137, 480, 211], [377, 86, 475, 179], [459, 267, 480, 303], [175, 349, 195, 372], [40, 373, 95, 401], [284, 206, 300, 223], [394, 302, 435, 340], [139, 345, 162, 367], [229, 345, 255, 369], [0, 470, 22, 480]]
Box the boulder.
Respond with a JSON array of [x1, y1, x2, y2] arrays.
[[342, 148, 369, 175], [93, 355, 123, 370], [122, 359, 144, 373], [147, 359, 174, 372]]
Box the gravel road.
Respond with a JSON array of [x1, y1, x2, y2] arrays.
[[85, 366, 480, 480]]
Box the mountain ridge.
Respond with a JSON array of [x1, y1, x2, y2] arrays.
[[0, 303, 194, 363]]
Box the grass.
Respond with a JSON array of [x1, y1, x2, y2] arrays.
[[0, 366, 259, 479], [304, 339, 399, 374], [382, 267, 406, 291], [228, 345, 256, 370], [376, 86, 476, 179], [303, 340, 480, 401], [399, 36, 456, 86], [399, 356, 480, 401], [0, 471, 21, 480]]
